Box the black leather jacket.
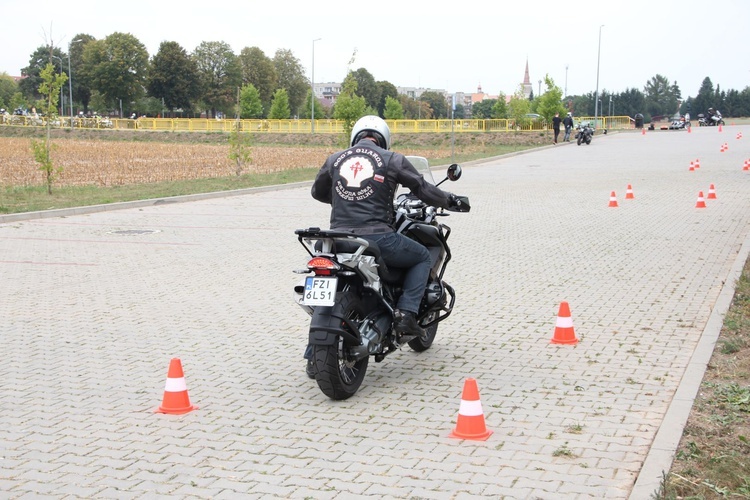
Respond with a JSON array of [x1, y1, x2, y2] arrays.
[[311, 139, 451, 235]]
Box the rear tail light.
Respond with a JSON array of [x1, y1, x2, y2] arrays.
[[307, 257, 339, 276]]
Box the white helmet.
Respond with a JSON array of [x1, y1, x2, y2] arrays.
[[350, 115, 391, 149]]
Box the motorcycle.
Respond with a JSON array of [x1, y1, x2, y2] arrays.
[[698, 111, 724, 127], [293, 158, 470, 400], [575, 121, 594, 145]]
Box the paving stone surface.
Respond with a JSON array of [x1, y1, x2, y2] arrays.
[[1, 125, 749, 498]]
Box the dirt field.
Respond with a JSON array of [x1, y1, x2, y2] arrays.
[[0, 127, 550, 187]]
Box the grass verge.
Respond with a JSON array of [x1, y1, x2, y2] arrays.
[[656, 257, 750, 498]]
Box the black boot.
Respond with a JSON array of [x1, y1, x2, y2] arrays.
[[393, 309, 425, 341]]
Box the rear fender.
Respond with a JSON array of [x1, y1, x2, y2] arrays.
[[308, 307, 361, 346]]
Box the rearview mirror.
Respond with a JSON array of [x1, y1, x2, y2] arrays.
[[447, 164, 462, 181]]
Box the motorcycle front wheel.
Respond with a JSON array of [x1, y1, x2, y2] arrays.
[[312, 291, 368, 400], [577, 136, 582, 145]]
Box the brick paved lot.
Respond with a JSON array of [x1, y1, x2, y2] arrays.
[[1, 126, 749, 498]]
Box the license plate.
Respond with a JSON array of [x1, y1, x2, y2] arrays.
[[303, 276, 337, 306]]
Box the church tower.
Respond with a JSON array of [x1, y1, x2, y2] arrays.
[[522, 58, 532, 99]]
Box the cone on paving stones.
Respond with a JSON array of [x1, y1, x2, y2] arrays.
[[707, 184, 717, 199], [718, 124, 723, 132], [695, 158, 701, 168], [641, 127, 646, 135], [743, 160, 749, 171], [449, 378, 493, 441], [625, 184, 635, 199], [551, 301, 578, 345], [608, 191, 618, 207], [157, 358, 196, 414], [689, 161, 695, 171], [695, 191, 707, 209]]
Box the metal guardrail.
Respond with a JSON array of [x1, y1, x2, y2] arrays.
[[1, 115, 635, 133]]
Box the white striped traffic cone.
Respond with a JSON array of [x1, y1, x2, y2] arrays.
[[551, 301, 578, 345], [449, 378, 492, 441], [157, 358, 196, 414]]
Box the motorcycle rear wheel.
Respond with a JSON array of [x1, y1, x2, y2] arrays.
[[312, 291, 368, 400]]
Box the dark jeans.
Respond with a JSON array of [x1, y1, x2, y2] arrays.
[[554, 128, 560, 143], [364, 232, 431, 314], [563, 126, 572, 141]]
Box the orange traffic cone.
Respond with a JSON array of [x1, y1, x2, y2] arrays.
[[625, 184, 635, 199], [641, 127, 646, 135], [689, 161, 695, 171], [449, 378, 493, 441], [688, 125, 692, 133], [707, 184, 717, 199], [718, 124, 723, 132], [157, 358, 196, 414], [551, 301, 578, 345], [695, 191, 707, 209], [608, 191, 618, 207], [743, 160, 749, 171]]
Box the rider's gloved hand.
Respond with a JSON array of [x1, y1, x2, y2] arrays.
[[448, 194, 463, 209]]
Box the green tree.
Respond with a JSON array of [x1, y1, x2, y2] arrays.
[[31, 62, 67, 194], [491, 93, 508, 118], [643, 74, 680, 117], [347, 68, 379, 111], [376, 80, 398, 117], [19, 45, 66, 102], [420, 91, 448, 118], [228, 119, 252, 176], [68, 34, 95, 113], [0, 72, 18, 109], [536, 75, 565, 124], [508, 85, 531, 127], [383, 95, 404, 120], [273, 49, 308, 117], [148, 41, 201, 114], [333, 78, 369, 147], [693, 77, 715, 116], [192, 41, 242, 118], [453, 103, 465, 119], [298, 89, 324, 119], [471, 99, 495, 119], [268, 88, 291, 119], [239, 46, 277, 116], [83, 33, 149, 111], [240, 83, 263, 118]]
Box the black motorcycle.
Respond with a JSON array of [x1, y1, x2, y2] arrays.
[[293, 159, 470, 400], [575, 122, 594, 145]]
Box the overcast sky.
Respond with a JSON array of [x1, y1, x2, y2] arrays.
[[2, 0, 748, 99]]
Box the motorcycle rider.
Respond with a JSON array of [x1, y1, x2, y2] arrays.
[[308, 115, 461, 369], [563, 112, 574, 142]]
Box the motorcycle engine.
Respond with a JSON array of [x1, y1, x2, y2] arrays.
[[423, 280, 445, 307]]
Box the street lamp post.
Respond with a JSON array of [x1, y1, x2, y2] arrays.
[[538, 79, 541, 98], [594, 24, 604, 130], [311, 38, 321, 133]]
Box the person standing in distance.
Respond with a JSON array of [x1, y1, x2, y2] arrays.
[[563, 112, 574, 142], [552, 112, 562, 144], [311, 115, 461, 343]]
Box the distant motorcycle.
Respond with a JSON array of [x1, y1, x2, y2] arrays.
[[575, 122, 594, 145], [698, 111, 724, 127]]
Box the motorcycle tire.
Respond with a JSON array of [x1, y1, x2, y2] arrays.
[[585, 136, 591, 145], [408, 311, 438, 352], [312, 290, 368, 400], [577, 136, 582, 145]]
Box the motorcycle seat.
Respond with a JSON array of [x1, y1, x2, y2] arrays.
[[314, 238, 404, 283]]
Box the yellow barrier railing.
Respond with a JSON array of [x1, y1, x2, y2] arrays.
[[1, 115, 636, 133]]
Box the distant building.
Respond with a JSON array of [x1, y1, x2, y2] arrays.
[[522, 59, 532, 99]]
